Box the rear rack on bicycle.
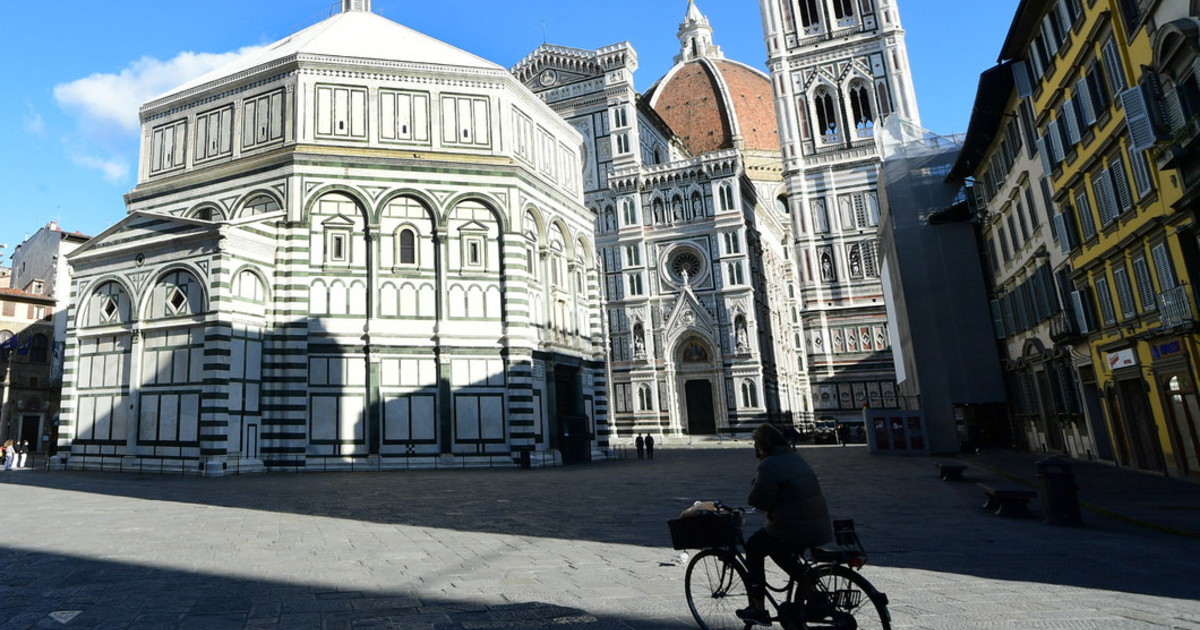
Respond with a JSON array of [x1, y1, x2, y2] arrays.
[[667, 511, 743, 550]]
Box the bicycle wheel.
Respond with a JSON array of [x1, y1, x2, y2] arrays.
[[685, 549, 751, 630], [804, 564, 890, 630]]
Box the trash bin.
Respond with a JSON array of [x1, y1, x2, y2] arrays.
[[1036, 457, 1082, 526]]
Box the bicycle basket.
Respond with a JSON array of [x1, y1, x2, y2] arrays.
[[667, 512, 743, 550]]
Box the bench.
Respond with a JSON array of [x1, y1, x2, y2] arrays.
[[935, 462, 967, 481], [976, 483, 1037, 518]]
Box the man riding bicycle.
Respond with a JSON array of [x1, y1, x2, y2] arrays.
[[736, 423, 834, 627]]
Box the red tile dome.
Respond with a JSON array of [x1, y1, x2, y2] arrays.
[[647, 58, 779, 156]]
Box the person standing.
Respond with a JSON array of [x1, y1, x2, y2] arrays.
[[2, 440, 13, 471], [635, 434, 645, 460], [837, 424, 849, 446], [16, 441, 28, 468], [645, 434, 655, 460]]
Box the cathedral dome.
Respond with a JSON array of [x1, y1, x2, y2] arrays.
[[645, 2, 779, 156]]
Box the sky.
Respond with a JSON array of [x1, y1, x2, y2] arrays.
[[0, 0, 1020, 260]]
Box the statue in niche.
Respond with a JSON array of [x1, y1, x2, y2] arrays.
[[735, 316, 749, 353], [633, 323, 646, 359]]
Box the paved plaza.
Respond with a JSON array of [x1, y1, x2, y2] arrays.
[[2, 443, 1199, 630]]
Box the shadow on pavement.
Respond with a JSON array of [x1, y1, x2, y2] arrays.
[[3, 446, 1199, 604]]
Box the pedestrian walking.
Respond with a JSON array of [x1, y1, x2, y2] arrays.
[[837, 423, 849, 446], [2, 440, 13, 471], [645, 434, 655, 460], [16, 440, 28, 468], [635, 434, 645, 460]]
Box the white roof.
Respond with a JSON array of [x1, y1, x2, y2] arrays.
[[153, 10, 503, 103]]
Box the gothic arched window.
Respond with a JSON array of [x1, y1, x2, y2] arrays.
[[398, 228, 417, 265], [798, 0, 821, 28], [832, 0, 855, 20], [814, 88, 839, 138], [849, 82, 874, 129]]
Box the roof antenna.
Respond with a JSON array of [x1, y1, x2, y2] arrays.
[[542, 19, 548, 44]]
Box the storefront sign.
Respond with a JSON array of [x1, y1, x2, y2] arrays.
[[1106, 348, 1138, 369], [1152, 339, 1183, 359]]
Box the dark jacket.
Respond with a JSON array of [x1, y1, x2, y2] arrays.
[[747, 446, 833, 548]]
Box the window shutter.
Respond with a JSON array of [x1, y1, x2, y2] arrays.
[[1130, 148, 1153, 198], [1076, 78, 1096, 125], [1047, 120, 1064, 164], [1109, 157, 1133, 212], [1094, 171, 1117, 226], [1037, 136, 1053, 174], [1075, 189, 1097, 240], [1121, 85, 1159, 152], [1013, 60, 1034, 98], [1163, 82, 1186, 132], [1152, 243, 1176, 290], [1133, 257, 1157, 312], [1053, 213, 1071, 253], [990, 299, 1006, 339], [1070, 290, 1090, 333], [1063, 102, 1081, 145], [1102, 39, 1127, 97], [1096, 277, 1116, 325], [1113, 267, 1136, 319], [1041, 16, 1060, 56], [1055, 0, 1073, 33]]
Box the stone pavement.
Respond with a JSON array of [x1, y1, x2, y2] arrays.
[[1, 443, 1198, 630]]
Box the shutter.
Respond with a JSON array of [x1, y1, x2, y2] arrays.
[[1076, 78, 1096, 126], [1096, 277, 1116, 325], [1114, 267, 1136, 318], [1121, 85, 1159, 152], [1102, 39, 1127, 96], [990, 299, 1006, 339], [1164, 82, 1186, 132], [1047, 119, 1064, 164], [1037, 136, 1053, 174], [1152, 243, 1176, 290], [1056, 0, 1073, 32], [1075, 190, 1097, 240], [1109, 157, 1133, 212], [1133, 257, 1157, 311], [1013, 60, 1034, 98], [1094, 171, 1117, 226], [1070, 290, 1090, 333], [1053, 213, 1071, 253], [1041, 16, 1060, 56], [1130, 148, 1153, 197], [1063, 101, 1081, 145]]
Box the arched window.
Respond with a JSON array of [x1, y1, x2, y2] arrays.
[[719, 183, 735, 211], [398, 228, 417, 265], [240, 194, 281, 219], [876, 82, 893, 117], [798, 0, 821, 28], [832, 0, 855, 20], [849, 82, 874, 130], [814, 88, 839, 138], [638, 384, 653, 411], [622, 198, 638, 225], [741, 379, 758, 407], [148, 270, 204, 319], [85, 281, 132, 327]]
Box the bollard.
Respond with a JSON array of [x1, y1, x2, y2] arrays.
[[1036, 457, 1083, 526]]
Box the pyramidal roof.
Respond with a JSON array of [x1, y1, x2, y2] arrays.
[[151, 7, 503, 106]]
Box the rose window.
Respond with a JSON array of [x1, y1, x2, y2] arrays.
[[669, 250, 704, 284]]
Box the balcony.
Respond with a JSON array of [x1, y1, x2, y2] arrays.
[[1158, 284, 1196, 329], [1154, 117, 1200, 172], [1049, 311, 1087, 344]]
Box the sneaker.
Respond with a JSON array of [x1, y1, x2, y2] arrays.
[[735, 607, 772, 627]]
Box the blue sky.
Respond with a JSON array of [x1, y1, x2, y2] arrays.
[[0, 0, 1019, 256]]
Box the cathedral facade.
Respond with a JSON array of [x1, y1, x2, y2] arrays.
[[759, 0, 921, 425], [512, 2, 807, 437], [56, 0, 607, 473]]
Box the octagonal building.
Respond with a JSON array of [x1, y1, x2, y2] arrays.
[[57, 0, 608, 474]]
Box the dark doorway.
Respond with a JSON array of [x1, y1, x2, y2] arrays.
[[555, 365, 590, 464], [1036, 370, 1065, 452], [1117, 378, 1166, 472], [685, 380, 716, 435], [20, 415, 41, 452]]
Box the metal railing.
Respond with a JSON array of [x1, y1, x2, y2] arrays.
[[1158, 284, 1195, 329]]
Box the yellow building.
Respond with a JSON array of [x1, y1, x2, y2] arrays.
[[1001, 0, 1197, 478]]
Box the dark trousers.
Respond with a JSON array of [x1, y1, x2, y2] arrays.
[[744, 528, 806, 599]]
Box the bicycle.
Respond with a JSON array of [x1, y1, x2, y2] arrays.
[[668, 503, 890, 630]]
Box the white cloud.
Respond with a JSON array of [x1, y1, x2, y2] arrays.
[[71, 154, 130, 182], [53, 46, 263, 135], [23, 104, 45, 136]]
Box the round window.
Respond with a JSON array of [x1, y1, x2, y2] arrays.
[[669, 249, 704, 284]]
